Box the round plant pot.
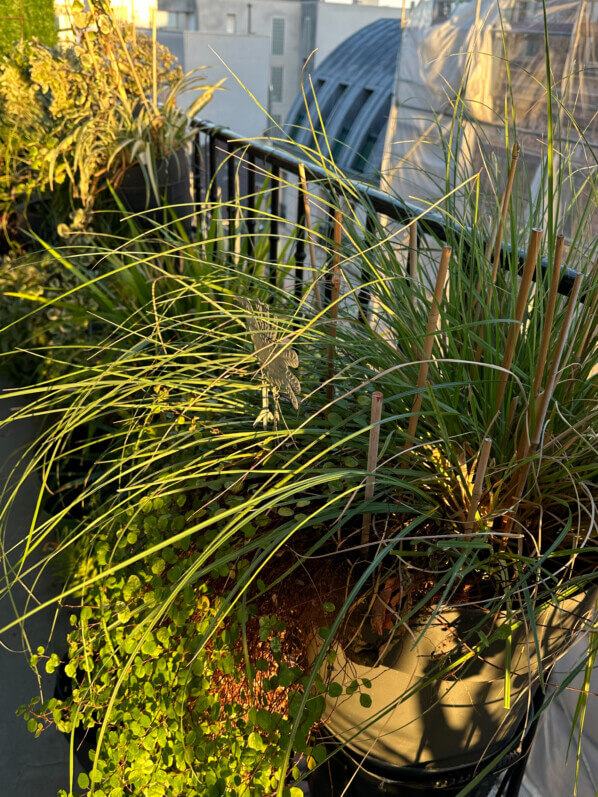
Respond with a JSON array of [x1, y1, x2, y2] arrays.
[[311, 589, 596, 779], [13, 193, 57, 244], [115, 148, 194, 237], [307, 725, 530, 796]]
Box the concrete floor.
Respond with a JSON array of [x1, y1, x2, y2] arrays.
[[0, 376, 82, 796]]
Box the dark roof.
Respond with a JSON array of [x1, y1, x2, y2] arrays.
[[284, 18, 401, 179]]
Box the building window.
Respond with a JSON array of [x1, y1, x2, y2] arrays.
[[331, 88, 373, 160], [432, 1, 452, 24], [290, 78, 325, 136], [351, 97, 391, 174], [302, 15, 312, 58], [270, 66, 284, 104], [272, 17, 285, 56], [164, 12, 196, 31], [226, 13, 237, 34]]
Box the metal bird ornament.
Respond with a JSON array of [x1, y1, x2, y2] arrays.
[[239, 298, 301, 429]]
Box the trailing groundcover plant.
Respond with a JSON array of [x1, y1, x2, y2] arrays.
[[1, 7, 597, 797]]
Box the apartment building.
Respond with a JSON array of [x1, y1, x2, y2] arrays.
[[157, 0, 406, 136]]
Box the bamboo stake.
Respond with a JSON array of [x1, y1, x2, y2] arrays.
[[408, 221, 418, 281], [465, 437, 493, 538], [402, 246, 451, 453], [402, 0, 407, 28], [326, 210, 343, 403], [333, 208, 342, 271], [494, 228, 543, 416], [361, 391, 384, 547], [512, 234, 565, 463], [298, 163, 321, 313], [490, 144, 519, 283], [527, 272, 583, 459], [504, 273, 584, 541]]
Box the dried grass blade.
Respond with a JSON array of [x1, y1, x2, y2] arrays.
[[409, 221, 418, 280], [465, 437, 493, 537]]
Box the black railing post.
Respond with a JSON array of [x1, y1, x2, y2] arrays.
[[246, 151, 256, 262], [192, 135, 202, 204], [269, 164, 280, 285], [357, 213, 376, 321], [189, 120, 584, 299], [209, 131, 218, 205], [227, 141, 236, 254], [294, 183, 306, 300]]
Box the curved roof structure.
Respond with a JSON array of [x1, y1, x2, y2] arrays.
[[284, 18, 402, 179]]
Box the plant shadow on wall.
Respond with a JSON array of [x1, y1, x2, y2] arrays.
[[0, 14, 597, 797]]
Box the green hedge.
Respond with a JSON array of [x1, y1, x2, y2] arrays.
[[0, 0, 57, 56]]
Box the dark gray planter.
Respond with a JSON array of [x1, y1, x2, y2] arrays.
[[115, 147, 194, 237]]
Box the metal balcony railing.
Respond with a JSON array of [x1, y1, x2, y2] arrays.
[[190, 119, 582, 306]]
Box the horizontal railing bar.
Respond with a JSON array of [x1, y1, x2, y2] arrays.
[[192, 119, 583, 298]]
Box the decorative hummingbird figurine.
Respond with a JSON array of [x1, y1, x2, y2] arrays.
[[239, 298, 301, 429]]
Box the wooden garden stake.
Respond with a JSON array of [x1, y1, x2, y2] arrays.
[[333, 208, 342, 269], [408, 221, 418, 280], [504, 273, 583, 542], [402, 246, 451, 454], [361, 391, 384, 547], [513, 234, 564, 462], [494, 227, 543, 416], [298, 163, 321, 313], [326, 210, 343, 403], [527, 272, 583, 458], [465, 437, 492, 538]]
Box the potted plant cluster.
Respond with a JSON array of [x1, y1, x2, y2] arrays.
[[1, 11, 597, 797], [0, 0, 219, 245], [2, 140, 595, 795]]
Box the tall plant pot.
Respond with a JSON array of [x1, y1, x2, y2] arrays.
[[309, 589, 596, 793], [115, 148, 194, 238]]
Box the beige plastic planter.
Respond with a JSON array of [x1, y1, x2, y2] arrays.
[[317, 589, 596, 770]]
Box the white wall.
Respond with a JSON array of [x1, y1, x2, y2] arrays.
[[180, 0, 407, 136], [181, 31, 270, 136], [194, 0, 304, 127]]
